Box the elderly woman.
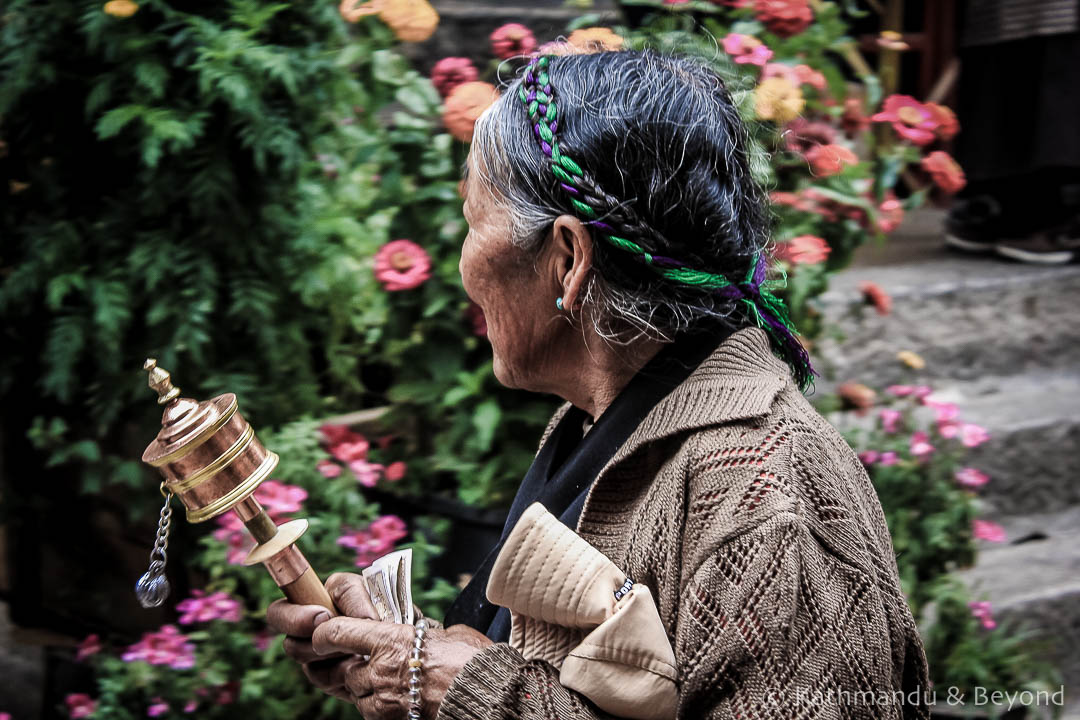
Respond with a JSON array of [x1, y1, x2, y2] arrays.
[[268, 50, 930, 720]]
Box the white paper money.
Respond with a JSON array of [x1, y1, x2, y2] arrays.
[[361, 548, 413, 624]]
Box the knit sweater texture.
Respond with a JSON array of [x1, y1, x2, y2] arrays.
[[437, 327, 931, 720]]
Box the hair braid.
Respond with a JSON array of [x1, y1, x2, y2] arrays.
[[518, 54, 816, 391]]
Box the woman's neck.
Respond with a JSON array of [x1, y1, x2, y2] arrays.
[[549, 333, 665, 421]]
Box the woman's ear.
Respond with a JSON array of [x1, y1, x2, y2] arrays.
[[550, 214, 593, 312]]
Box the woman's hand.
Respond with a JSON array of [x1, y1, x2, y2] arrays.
[[266, 573, 492, 719]]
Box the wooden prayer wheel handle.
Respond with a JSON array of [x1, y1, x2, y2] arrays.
[[282, 568, 336, 611]]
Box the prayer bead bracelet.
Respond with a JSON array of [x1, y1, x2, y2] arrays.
[[407, 617, 428, 719]]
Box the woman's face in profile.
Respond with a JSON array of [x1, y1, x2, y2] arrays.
[[459, 151, 560, 393]]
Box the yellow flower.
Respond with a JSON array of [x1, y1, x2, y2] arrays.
[[754, 76, 804, 125], [103, 0, 139, 18], [897, 350, 926, 369], [567, 27, 624, 53], [341, 0, 438, 43]]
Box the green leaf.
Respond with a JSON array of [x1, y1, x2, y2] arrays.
[[372, 49, 408, 86], [95, 105, 145, 139], [471, 399, 501, 453]]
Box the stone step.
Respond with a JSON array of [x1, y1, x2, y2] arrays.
[[815, 216, 1080, 388], [923, 370, 1080, 516], [956, 508, 1080, 708]]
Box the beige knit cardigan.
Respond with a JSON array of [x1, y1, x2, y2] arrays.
[[438, 327, 931, 720]]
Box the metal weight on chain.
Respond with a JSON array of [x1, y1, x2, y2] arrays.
[[135, 483, 174, 608]]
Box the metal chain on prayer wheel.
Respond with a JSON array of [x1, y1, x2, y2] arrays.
[[134, 358, 335, 614]]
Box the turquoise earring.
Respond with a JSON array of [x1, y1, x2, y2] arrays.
[[556, 297, 564, 310]]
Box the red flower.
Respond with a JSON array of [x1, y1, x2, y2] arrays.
[[922, 151, 966, 194], [927, 102, 959, 141], [858, 281, 892, 315], [755, 0, 813, 37], [76, 634, 102, 662], [841, 97, 869, 135], [973, 519, 1006, 543], [805, 143, 858, 176], [66, 694, 98, 719], [384, 461, 407, 481], [871, 95, 938, 146], [489, 23, 536, 59], [430, 57, 478, 99], [774, 235, 831, 265], [374, 239, 432, 291]]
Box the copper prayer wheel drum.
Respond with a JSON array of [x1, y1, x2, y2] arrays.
[[138, 359, 335, 613], [141, 378, 278, 524]]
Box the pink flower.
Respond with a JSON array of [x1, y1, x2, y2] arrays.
[[969, 601, 997, 630], [254, 630, 273, 652], [374, 239, 431, 291], [909, 430, 935, 459], [938, 419, 960, 439], [183, 701, 198, 714], [349, 459, 385, 488], [489, 23, 536, 59], [871, 95, 938, 146], [122, 625, 196, 669], [76, 633, 101, 662], [337, 516, 408, 567], [782, 116, 837, 154], [912, 385, 933, 400], [762, 62, 801, 86], [254, 480, 307, 516], [176, 590, 242, 625], [841, 97, 869, 135], [886, 384, 915, 397], [793, 64, 826, 90], [319, 424, 353, 446], [316, 460, 342, 478], [330, 434, 370, 463], [960, 423, 990, 448], [215, 683, 239, 706], [722, 34, 773, 66], [923, 398, 959, 422], [973, 519, 1006, 543], [879, 409, 903, 433], [1, 713, 10, 720], [430, 57, 478, 99], [66, 694, 97, 719], [805, 143, 858, 176], [370, 515, 408, 542], [384, 461, 407, 482], [147, 699, 169, 717], [955, 467, 989, 489], [774, 235, 830, 265], [858, 450, 880, 465], [212, 527, 252, 565], [879, 451, 899, 466], [465, 302, 487, 338]]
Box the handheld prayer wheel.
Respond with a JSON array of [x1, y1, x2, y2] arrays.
[[135, 359, 335, 613]]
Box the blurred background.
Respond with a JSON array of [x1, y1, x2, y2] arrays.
[[1, 0, 1077, 718]]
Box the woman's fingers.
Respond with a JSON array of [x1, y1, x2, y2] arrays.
[[283, 637, 348, 664], [266, 598, 331, 638], [325, 572, 379, 620], [312, 616, 409, 657]]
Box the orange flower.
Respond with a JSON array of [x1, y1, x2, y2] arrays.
[[754, 76, 804, 125], [567, 27, 624, 53], [921, 150, 966, 194], [341, 0, 438, 43], [774, 235, 830, 265], [103, 0, 138, 17], [897, 350, 926, 369], [804, 143, 858, 176], [837, 381, 877, 411], [858, 281, 892, 315], [926, 102, 959, 141], [443, 81, 498, 142]]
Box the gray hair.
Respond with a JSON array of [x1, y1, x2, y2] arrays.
[[469, 50, 771, 345]]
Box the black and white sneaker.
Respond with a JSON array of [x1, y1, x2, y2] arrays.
[[944, 195, 1004, 254], [995, 218, 1080, 265]]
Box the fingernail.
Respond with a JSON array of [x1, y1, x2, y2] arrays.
[[313, 611, 330, 628]]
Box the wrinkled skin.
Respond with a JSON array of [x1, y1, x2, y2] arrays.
[[268, 146, 665, 718]]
